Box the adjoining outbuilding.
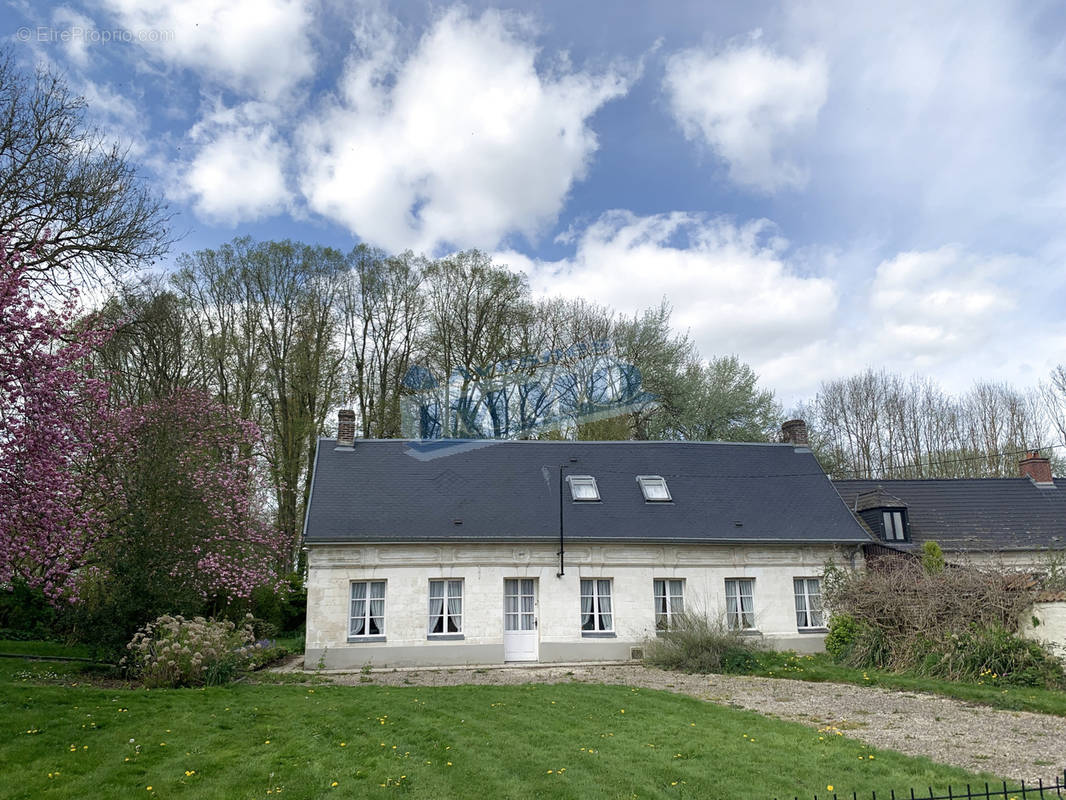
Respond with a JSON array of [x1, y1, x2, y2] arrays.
[[833, 450, 1066, 570]]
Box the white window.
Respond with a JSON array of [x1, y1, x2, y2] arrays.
[[350, 581, 386, 638], [567, 475, 600, 501], [882, 511, 906, 541], [794, 578, 824, 629], [724, 578, 755, 630], [637, 475, 671, 502], [653, 579, 684, 630], [429, 579, 463, 635], [580, 578, 613, 632]]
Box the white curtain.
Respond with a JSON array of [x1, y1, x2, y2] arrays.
[[429, 581, 445, 633], [580, 579, 594, 630], [447, 581, 462, 633], [350, 582, 367, 636], [597, 580, 612, 630], [368, 581, 385, 635]]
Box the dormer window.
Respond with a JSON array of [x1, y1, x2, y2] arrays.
[[636, 475, 671, 502], [882, 510, 908, 541], [567, 475, 600, 501]]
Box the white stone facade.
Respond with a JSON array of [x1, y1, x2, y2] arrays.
[[1021, 601, 1066, 660], [305, 541, 863, 669]]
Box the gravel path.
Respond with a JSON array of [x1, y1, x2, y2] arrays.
[[279, 660, 1066, 783]]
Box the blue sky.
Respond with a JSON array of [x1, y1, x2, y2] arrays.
[[5, 0, 1066, 403]]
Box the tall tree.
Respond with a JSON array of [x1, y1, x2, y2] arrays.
[[243, 241, 346, 563], [341, 247, 425, 438], [0, 50, 170, 289]]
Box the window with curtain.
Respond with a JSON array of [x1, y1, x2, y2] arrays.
[[793, 578, 824, 629], [580, 578, 613, 632], [429, 579, 463, 635], [350, 581, 386, 638], [724, 578, 755, 630], [653, 579, 684, 630]]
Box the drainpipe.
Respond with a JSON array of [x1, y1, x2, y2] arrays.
[[557, 464, 567, 577]]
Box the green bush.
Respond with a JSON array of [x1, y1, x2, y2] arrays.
[[918, 625, 1065, 687], [824, 614, 858, 662], [121, 614, 261, 688], [921, 541, 946, 575], [643, 612, 762, 674], [0, 581, 58, 639]]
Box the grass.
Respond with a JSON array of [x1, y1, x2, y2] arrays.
[[0, 639, 96, 660], [0, 656, 1005, 800], [746, 652, 1066, 718]]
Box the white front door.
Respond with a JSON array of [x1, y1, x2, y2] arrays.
[[503, 578, 538, 661]]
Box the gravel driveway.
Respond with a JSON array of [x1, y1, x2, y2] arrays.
[[279, 660, 1066, 783]]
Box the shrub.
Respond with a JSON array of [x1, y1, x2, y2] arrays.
[[824, 614, 858, 662], [921, 541, 945, 575], [121, 614, 260, 688], [918, 625, 1065, 687], [823, 560, 1064, 687], [643, 612, 762, 674]]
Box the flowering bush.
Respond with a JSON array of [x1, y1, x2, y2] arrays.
[[122, 614, 260, 688]]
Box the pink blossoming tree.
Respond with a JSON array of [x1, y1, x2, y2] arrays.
[[0, 238, 111, 603], [97, 389, 282, 611]]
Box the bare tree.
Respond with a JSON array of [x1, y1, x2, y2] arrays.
[[0, 51, 170, 289]]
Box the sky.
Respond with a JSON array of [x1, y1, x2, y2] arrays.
[[5, 0, 1066, 405]]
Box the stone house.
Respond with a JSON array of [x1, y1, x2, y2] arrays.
[[302, 415, 869, 669]]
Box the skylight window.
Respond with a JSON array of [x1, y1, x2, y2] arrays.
[[636, 475, 671, 502], [567, 475, 600, 501]]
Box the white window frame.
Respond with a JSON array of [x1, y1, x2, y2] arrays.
[[580, 578, 614, 632], [724, 578, 755, 631], [637, 475, 672, 502], [349, 580, 386, 639], [882, 510, 906, 541], [653, 578, 684, 631], [567, 474, 600, 501], [793, 577, 824, 629], [428, 579, 463, 636]]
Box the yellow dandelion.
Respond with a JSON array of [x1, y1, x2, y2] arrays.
[[447, 762, 453, 766], [265, 740, 270, 744], [827, 786, 833, 792], [146, 787, 152, 792], [330, 781, 338, 787], [340, 742, 346, 747]]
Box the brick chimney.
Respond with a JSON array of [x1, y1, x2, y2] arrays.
[[781, 419, 809, 447], [337, 409, 356, 447], [1019, 449, 1053, 484]]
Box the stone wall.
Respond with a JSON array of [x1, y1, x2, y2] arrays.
[[304, 541, 863, 669]]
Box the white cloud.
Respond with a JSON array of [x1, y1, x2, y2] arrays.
[[99, 0, 315, 100], [51, 6, 95, 68], [298, 7, 632, 254], [177, 103, 292, 224], [511, 210, 838, 363], [663, 42, 827, 192], [867, 247, 1019, 364]]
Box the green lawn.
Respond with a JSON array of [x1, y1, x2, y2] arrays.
[[0, 639, 96, 660], [747, 652, 1066, 718], [0, 658, 1004, 800]]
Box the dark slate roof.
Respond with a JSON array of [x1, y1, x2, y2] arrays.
[[833, 478, 1066, 552], [303, 439, 870, 545]]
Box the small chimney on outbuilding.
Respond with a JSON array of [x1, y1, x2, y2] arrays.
[[781, 419, 809, 447], [337, 409, 356, 447], [1019, 449, 1053, 485]]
